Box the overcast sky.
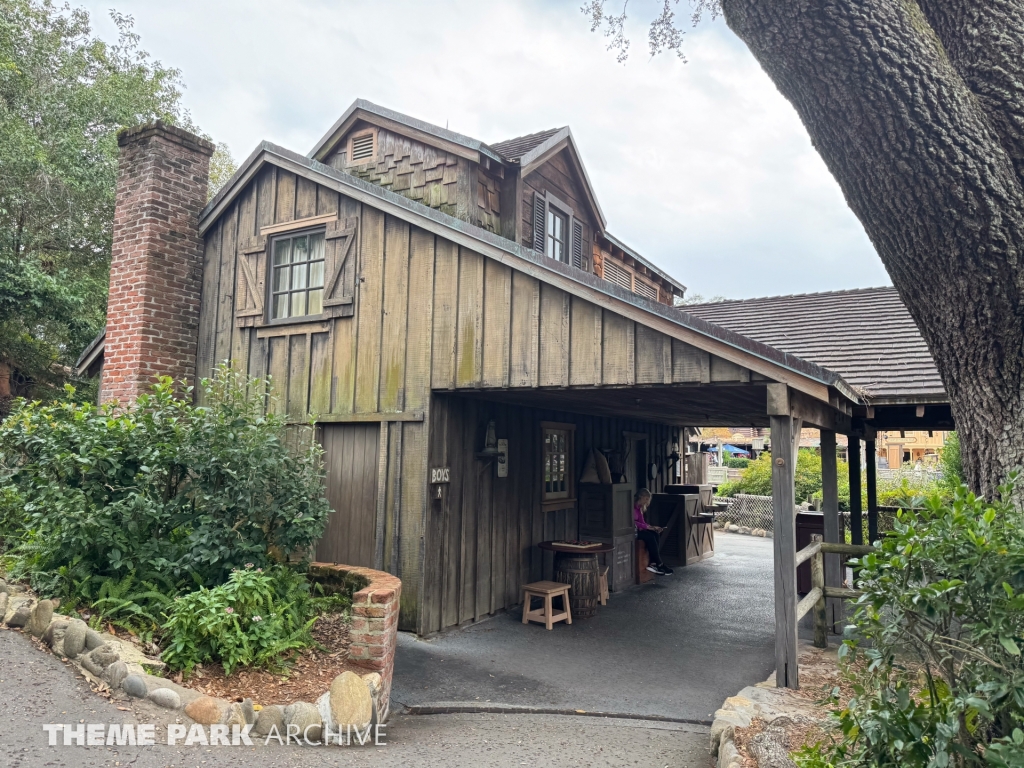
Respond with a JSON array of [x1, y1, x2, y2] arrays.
[[81, 0, 890, 300]]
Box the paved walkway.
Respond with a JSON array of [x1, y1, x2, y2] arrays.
[[392, 532, 775, 723], [0, 533, 770, 766], [0, 629, 710, 767]]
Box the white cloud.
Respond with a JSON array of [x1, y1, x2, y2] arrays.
[[80, 0, 889, 298]]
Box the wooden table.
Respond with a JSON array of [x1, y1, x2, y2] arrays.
[[538, 541, 614, 619]]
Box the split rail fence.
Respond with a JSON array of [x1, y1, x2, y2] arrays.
[[792, 535, 874, 651]]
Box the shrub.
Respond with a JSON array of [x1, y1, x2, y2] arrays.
[[715, 450, 854, 509], [0, 366, 332, 608], [161, 565, 316, 675], [797, 476, 1024, 768], [724, 456, 751, 469]]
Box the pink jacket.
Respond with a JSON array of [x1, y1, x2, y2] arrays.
[[633, 503, 650, 531]]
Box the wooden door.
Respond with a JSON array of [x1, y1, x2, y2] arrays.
[[316, 423, 380, 567]]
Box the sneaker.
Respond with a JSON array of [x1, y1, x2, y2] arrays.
[[660, 565, 674, 575], [646, 563, 662, 574]]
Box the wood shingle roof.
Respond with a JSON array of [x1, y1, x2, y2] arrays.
[[489, 128, 564, 162], [683, 287, 946, 404]]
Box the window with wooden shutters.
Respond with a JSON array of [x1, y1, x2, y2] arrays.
[[546, 208, 567, 262], [270, 229, 326, 320], [347, 129, 377, 165]]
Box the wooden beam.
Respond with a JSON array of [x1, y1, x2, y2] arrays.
[[771, 413, 799, 689], [767, 383, 851, 432], [308, 411, 425, 424], [849, 438, 863, 546], [820, 429, 843, 634], [866, 438, 878, 544]]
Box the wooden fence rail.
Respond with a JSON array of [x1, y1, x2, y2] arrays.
[[791, 537, 875, 675]]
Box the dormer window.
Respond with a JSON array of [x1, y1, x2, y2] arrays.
[[546, 208, 567, 262], [534, 191, 585, 269], [347, 128, 377, 165]]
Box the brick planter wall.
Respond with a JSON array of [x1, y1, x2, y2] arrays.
[[308, 563, 401, 717]]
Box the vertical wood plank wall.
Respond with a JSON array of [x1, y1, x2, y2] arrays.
[[194, 165, 753, 633], [421, 394, 675, 635]]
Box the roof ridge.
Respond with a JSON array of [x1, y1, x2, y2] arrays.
[[489, 126, 564, 147]]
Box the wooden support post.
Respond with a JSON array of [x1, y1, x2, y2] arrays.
[[770, 411, 799, 689], [811, 537, 827, 649], [819, 430, 842, 634], [848, 438, 863, 546], [865, 438, 878, 544]]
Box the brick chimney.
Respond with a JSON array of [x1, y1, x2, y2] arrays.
[[99, 121, 214, 405]]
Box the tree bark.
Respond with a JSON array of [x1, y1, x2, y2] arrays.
[[916, 0, 1024, 185], [721, 0, 1024, 498]]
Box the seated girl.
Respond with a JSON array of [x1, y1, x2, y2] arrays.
[[633, 488, 673, 575]]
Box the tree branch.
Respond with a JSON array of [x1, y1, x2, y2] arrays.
[[916, 0, 1024, 187]]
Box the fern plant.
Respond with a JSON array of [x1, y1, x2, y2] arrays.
[[161, 565, 316, 676]]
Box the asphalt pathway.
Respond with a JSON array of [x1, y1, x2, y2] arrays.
[[392, 532, 776, 723], [0, 628, 711, 767]]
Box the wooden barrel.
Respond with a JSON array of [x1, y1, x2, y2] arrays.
[[554, 554, 599, 619]]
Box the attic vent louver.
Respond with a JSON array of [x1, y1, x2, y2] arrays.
[[603, 259, 632, 291], [349, 131, 376, 163], [634, 279, 659, 301]]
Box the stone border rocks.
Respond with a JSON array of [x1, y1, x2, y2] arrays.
[[308, 562, 401, 719], [1, 576, 391, 747], [711, 644, 837, 767]]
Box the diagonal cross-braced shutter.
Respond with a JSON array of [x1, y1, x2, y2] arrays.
[[533, 192, 546, 253]]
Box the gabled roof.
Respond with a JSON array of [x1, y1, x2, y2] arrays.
[[75, 329, 105, 376], [490, 128, 563, 161], [308, 99, 506, 165], [512, 126, 608, 232], [684, 287, 946, 405], [309, 101, 609, 234], [198, 141, 857, 406]]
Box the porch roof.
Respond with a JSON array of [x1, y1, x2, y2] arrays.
[[684, 288, 945, 406]]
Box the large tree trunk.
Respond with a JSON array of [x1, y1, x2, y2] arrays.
[[721, 0, 1024, 498]]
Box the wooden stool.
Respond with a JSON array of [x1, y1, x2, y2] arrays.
[[521, 581, 572, 630], [598, 566, 609, 606]]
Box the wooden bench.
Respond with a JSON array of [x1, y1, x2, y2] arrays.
[[521, 581, 572, 630], [636, 539, 654, 584]]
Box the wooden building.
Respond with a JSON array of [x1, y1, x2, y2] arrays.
[[84, 106, 952, 675], [184, 101, 861, 636]]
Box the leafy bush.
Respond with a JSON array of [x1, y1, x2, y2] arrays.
[[724, 456, 751, 469], [798, 477, 1024, 768], [161, 565, 316, 675], [941, 431, 964, 494], [716, 450, 854, 509], [0, 366, 332, 608]]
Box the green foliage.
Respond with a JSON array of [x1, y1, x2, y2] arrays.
[[798, 476, 1024, 768], [716, 450, 854, 509], [0, 366, 332, 608], [0, 0, 194, 401], [724, 456, 750, 469], [207, 142, 237, 201], [161, 565, 316, 676], [941, 432, 964, 494]]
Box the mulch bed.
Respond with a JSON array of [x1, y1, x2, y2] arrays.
[[732, 647, 849, 766], [173, 612, 365, 706]]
